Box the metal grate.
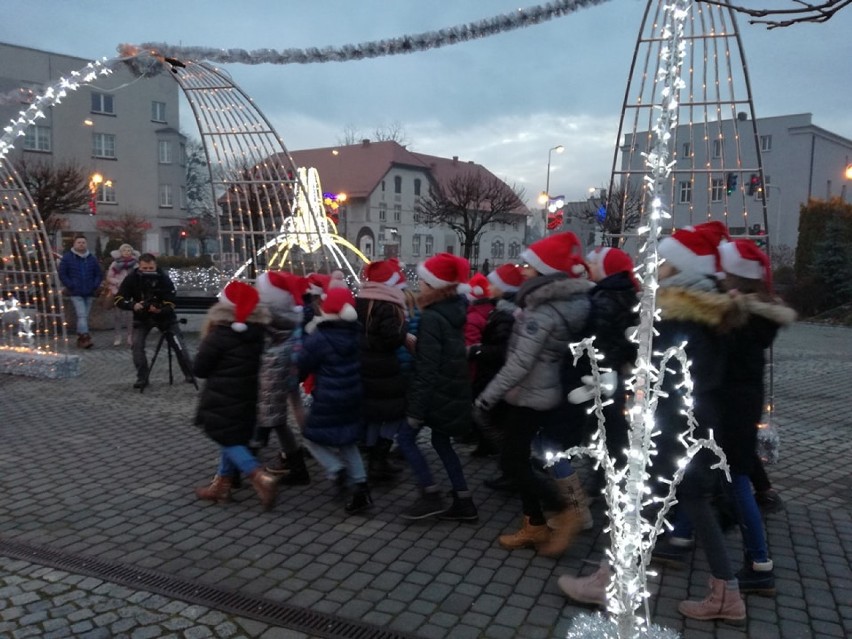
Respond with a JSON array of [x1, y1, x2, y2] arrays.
[[0, 536, 419, 639]]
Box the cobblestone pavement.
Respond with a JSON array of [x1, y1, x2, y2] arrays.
[[0, 322, 850, 638]]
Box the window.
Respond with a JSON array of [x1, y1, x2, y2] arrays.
[[425, 235, 434, 256], [159, 184, 173, 207], [378, 202, 387, 221], [512, 221, 519, 232], [152, 101, 166, 122], [681, 142, 692, 158], [712, 139, 723, 159], [381, 180, 386, 192], [414, 179, 421, 196], [158, 140, 172, 164], [710, 177, 724, 202], [491, 239, 505, 259], [678, 180, 692, 204], [412, 235, 421, 256], [394, 176, 402, 194], [760, 135, 772, 152], [509, 241, 521, 259], [92, 133, 116, 158], [91, 92, 114, 114], [393, 204, 401, 222], [23, 125, 50, 151], [97, 184, 116, 204]]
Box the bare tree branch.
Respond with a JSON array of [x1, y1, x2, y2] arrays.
[[699, 0, 852, 29], [572, 182, 644, 247], [13, 158, 90, 227]]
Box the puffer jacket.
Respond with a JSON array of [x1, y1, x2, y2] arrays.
[[58, 250, 102, 297], [477, 274, 594, 411], [407, 288, 471, 436], [588, 270, 640, 373], [299, 319, 363, 446], [464, 299, 494, 346], [471, 295, 517, 397], [256, 310, 302, 431], [193, 302, 271, 446]]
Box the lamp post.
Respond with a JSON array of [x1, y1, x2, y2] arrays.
[[762, 184, 782, 247], [541, 144, 564, 234], [842, 162, 852, 202]]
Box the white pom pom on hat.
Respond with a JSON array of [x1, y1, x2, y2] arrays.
[[466, 273, 490, 301], [220, 280, 260, 332]]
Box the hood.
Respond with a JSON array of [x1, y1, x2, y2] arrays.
[[517, 273, 594, 310], [656, 286, 743, 331], [737, 294, 797, 326]]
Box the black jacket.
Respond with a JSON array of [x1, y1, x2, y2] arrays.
[[471, 295, 516, 397], [588, 271, 639, 373], [114, 267, 178, 324], [356, 295, 408, 422]]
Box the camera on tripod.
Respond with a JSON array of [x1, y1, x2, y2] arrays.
[[139, 297, 162, 312]]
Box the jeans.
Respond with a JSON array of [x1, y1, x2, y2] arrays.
[[217, 445, 260, 476], [132, 319, 192, 381], [69, 296, 94, 334], [396, 423, 468, 492], [364, 420, 403, 447], [303, 441, 366, 484], [533, 431, 575, 478]]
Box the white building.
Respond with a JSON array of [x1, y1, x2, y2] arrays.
[[0, 42, 187, 255]]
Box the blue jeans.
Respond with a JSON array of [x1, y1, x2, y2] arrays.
[[69, 295, 94, 334], [533, 432, 575, 478], [303, 441, 366, 484], [364, 420, 403, 446], [396, 423, 468, 492], [216, 445, 260, 476]]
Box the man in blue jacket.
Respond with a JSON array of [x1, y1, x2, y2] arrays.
[[58, 235, 103, 349]]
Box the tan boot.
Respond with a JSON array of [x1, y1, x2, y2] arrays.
[[557, 561, 609, 606], [498, 517, 551, 550], [249, 467, 278, 511], [537, 508, 583, 557], [194, 475, 232, 503], [678, 576, 746, 624]]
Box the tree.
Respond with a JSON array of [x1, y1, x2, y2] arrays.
[[415, 170, 526, 263], [572, 181, 644, 247], [95, 212, 152, 251], [184, 139, 215, 219], [13, 158, 90, 233], [700, 0, 850, 28], [184, 212, 219, 254], [338, 121, 410, 146]]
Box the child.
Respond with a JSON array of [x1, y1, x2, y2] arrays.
[[299, 287, 371, 514], [105, 244, 139, 346], [398, 253, 477, 522], [254, 270, 311, 486], [463, 272, 496, 453], [193, 281, 278, 510]]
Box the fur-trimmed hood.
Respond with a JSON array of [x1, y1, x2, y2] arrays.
[[201, 301, 271, 337], [517, 274, 595, 310], [735, 294, 797, 327], [657, 286, 743, 331]]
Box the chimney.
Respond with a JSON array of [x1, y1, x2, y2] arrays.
[[361, 139, 370, 147], [737, 112, 748, 121], [452, 156, 458, 165]]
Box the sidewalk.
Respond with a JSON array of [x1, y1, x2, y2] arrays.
[[0, 322, 849, 638]]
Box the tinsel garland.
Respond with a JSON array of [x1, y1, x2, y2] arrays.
[[0, 348, 80, 379], [565, 613, 680, 639], [126, 0, 613, 66]]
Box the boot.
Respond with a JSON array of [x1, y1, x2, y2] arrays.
[[368, 437, 402, 483], [736, 558, 775, 596], [80, 333, 93, 349], [399, 489, 446, 520], [557, 561, 609, 606], [651, 535, 693, 569], [265, 449, 311, 485], [498, 516, 551, 550], [439, 490, 478, 522], [194, 475, 233, 503], [485, 474, 517, 492], [552, 473, 593, 530], [678, 576, 746, 624], [345, 482, 372, 514], [248, 467, 278, 511], [537, 508, 583, 557]]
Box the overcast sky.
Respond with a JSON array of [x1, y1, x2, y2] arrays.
[[4, 0, 851, 206]]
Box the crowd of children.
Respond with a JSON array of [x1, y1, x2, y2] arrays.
[[189, 226, 793, 628]]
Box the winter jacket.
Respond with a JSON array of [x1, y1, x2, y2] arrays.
[[470, 295, 517, 397], [719, 294, 796, 473], [464, 299, 494, 346], [588, 271, 640, 373], [299, 319, 363, 446], [477, 274, 594, 412], [356, 283, 408, 422], [397, 304, 421, 378], [193, 302, 271, 447], [114, 267, 179, 324], [407, 289, 471, 436], [106, 256, 138, 296], [256, 310, 302, 432], [58, 250, 102, 297]]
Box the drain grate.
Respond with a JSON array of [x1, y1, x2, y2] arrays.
[[0, 536, 420, 639]]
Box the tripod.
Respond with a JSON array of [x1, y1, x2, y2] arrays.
[[139, 320, 198, 393]]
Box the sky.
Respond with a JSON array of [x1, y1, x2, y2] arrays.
[[3, 0, 851, 207]]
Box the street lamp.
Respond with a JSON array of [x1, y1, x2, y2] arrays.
[[762, 184, 782, 246], [541, 144, 564, 233]]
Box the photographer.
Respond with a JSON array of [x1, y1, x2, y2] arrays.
[[114, 253, 193, 389]]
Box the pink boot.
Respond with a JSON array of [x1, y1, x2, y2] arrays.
[[557, 561, 609, 606], [678, 576, 746, 624]]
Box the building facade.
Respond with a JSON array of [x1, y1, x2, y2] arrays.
[[289, 140, 528, 271], [0, 42, 187, 255]]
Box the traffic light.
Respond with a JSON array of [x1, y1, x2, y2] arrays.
[[747, 174, 761, 196], [725, 172, 738, 195], [179, 229, 187, 238]]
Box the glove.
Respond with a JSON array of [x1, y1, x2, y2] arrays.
[[567, 372, 618, 404], [406, 416, 425, 430], [471, 404, 490, 428]]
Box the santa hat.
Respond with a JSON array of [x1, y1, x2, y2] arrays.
[[658, 221, 731, 276], [306, 273, 330, 296], [520, 231, 586, 276], [416, 253, 470, 289], [487, 263, 524, 293], [219, 281, 260, 332], [466, 273, 490, 301], [256, 271, 307, 313], [328, 270, 348, 289], [362, 258, 404, 287], [719, 239, 772, 290], [320, 287, 358, 322], [586, 247, 639, 290]]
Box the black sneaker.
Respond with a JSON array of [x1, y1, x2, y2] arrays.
[[737, 563, 776, 596], [400, 491, 446, 520], [265, 453, 289, 476], [651, 539, 689, 569], [755, 489, 784, 514], [133, 379, 146, 389], [345, 484, 372, 515], [439, 492, 478, 522]]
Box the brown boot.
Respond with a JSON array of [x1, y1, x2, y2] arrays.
[[498, 516, 551, 550], [537, 508, 583, 557], [678, 576, 746, 625], [249, 467, 278, 511], [80, 333, 93, 349], [194, 475, 232, 503]]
